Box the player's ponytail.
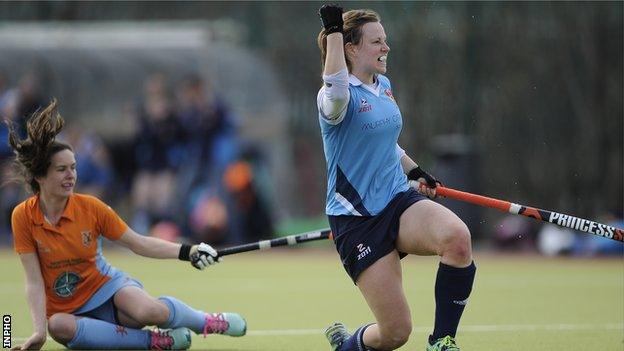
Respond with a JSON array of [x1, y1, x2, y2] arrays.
[[4, 98, 73, 194]]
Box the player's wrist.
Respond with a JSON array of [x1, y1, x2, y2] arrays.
[[178, 244, 193, 261], [407, 166, 425, 181], [325, 26, 343, 35], [407, 165, 440, 188]]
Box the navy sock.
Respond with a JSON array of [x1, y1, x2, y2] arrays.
[[339, 324, 378, 351], [431, 261, 476, 340]]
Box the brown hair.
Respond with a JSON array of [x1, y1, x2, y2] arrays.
[[317, 9, 381, 72], [5, 98, 72, 194]]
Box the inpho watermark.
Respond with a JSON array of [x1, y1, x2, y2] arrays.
[[2, 315, 10, 349]]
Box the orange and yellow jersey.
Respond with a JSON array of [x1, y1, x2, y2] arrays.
[[11, 193, 128, 317]]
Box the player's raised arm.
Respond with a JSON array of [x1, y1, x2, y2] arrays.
[[317, 4, 350, 123], [319, 4, 346, 75]]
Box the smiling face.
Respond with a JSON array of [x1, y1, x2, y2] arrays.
[[37, 149, 77, 199], [347, 21, 390, 82]]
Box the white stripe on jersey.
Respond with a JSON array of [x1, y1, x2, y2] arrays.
[[335, 192, 363, 216]]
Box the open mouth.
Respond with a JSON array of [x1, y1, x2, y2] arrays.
[[378, 55, 387, 63]]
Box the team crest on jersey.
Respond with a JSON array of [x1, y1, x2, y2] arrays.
[[358, 98, 373, 113], [81, 230, 92, 247], [53, 271, 80, 297], [384, 89, 396, 102]]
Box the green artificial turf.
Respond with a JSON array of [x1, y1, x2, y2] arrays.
[[2, 248, 622, 350]]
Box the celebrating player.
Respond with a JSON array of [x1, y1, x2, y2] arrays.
[[317, 4, 476, 351], [7, 99, 246, 350]]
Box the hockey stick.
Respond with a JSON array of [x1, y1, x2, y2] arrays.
[[216, 228, 333, 257], [417, 183, 624, 242]]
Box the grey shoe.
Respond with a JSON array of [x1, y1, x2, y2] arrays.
[[324, 322, 351, 351]]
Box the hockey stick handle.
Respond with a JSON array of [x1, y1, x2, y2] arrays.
[[216, 228, 333, 256], [417, 183, 624, 242]]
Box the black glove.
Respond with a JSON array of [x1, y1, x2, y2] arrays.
[[319, 4, 344, 34], [407, 166, 440, 188]]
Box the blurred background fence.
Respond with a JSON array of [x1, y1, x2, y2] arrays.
[[0, 1, 621, 254]]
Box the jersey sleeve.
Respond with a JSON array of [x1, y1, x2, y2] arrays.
[[11, 203, 36, 254], [318, 68, 350, 125], [89, 196, 128, 240], [396, 144, 407, 159]]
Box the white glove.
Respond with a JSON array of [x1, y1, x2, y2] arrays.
[[189, 243, 221, 270]]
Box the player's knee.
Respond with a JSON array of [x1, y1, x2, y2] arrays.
[[441, 221, 472, 261], [47, 313, 76, 344], [378, 320, 411, 349]]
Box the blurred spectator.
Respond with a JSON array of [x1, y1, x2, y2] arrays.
[[537, 224, 576, 256], [130, 74, 184, 233], [14, 73, 46, 138], [492, 215, 538, 252], [63, 124, 114, 200], [175, 74, 243, 243], [571, 211, 624, 257], [188, 187, 229, 245], [223, 158, 274, 244], [0, 71, 15, 162], [0, 70, 275, 248], [150, 220, 182, 243], [176, 74, 238, 189], [537, 212, 623, 257], [1, 74, 17, 240], [0, 72, 46, 240]]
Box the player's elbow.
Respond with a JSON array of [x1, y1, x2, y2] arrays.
[[118, 230, 149, 256]]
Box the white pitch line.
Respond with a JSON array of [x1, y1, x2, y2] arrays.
[[246, 323, 623, 336], [11, 323, 623, 341]]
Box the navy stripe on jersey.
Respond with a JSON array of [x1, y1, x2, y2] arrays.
[[335, 166, 371, 216]]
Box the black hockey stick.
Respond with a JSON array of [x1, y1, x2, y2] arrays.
[[216, 228, 333, 256]]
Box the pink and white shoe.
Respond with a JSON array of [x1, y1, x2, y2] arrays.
[[202, 312, 247, 337], [150, 327, 192, 350]]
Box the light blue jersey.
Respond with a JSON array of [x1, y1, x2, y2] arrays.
[[319, 74, 409, 216]]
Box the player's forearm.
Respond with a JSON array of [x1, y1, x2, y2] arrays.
[[132, 235, 182, 259], [324, 33, 347, 75], [117, 228, 183, 259], [400, 153, 418, 174], [25, 281, 47, 335]]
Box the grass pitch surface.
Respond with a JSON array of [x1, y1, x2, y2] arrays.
[[1, 248, 622, 350]]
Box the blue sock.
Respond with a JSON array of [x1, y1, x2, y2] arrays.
[[66, 317, 150, 350], [339, 324, 378, 351], [431, 261, 477, 340], [158, 296, 206, 334]]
